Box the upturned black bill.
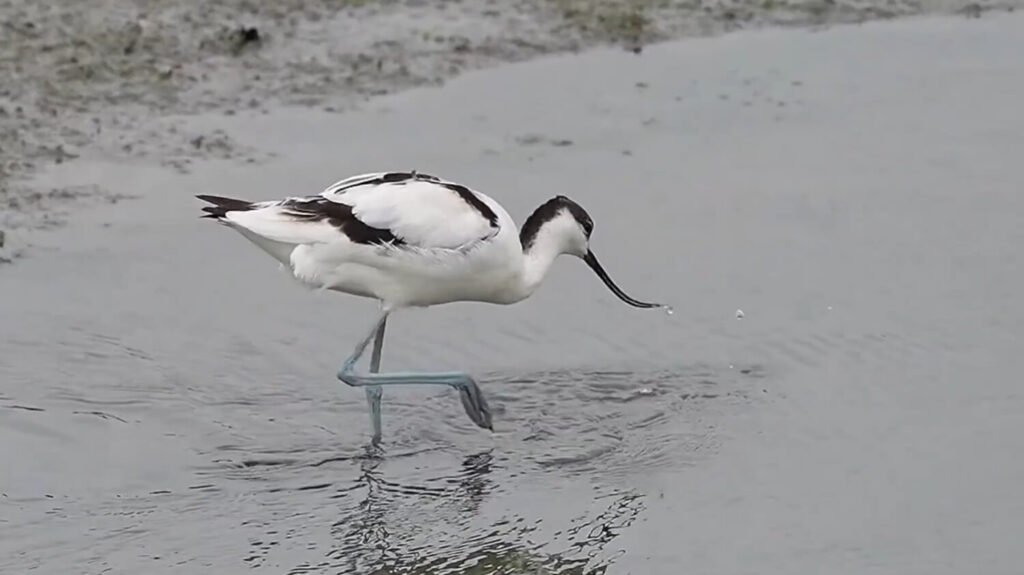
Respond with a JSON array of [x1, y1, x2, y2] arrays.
[[583, 250, 663, 309]]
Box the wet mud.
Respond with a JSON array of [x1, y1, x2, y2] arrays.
[[1, 0, 1021, 250]]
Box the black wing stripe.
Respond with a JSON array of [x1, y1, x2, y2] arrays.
[[281, 197, 403, 246], [327, 171, 500, 229], [439, 182, 499, 227]]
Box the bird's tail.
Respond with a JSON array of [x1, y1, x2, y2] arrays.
[[196, 194, 255, 219], [195, 194, 298, 265]]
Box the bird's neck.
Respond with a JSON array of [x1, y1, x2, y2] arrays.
[[518, 243, 562, 297], [507, 221, 569, 303]]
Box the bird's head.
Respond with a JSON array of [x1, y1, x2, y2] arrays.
[[521, 195, 666, 309]]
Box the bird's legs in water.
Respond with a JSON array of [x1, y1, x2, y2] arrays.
[[337, 310, 493, 445], [364, 315, 386, 445]]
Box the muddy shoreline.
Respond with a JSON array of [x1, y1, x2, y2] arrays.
[[0, 0, 1019, 257]]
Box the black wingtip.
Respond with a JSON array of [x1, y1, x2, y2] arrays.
[[196, 194, 254, 219]]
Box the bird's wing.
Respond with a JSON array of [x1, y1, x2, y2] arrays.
[[319, 171, 500, 250], [203, 171, 500, 250], [207, 197, 354, 246]]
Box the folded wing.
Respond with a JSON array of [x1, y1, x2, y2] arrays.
[[198, 171, 500, 251]]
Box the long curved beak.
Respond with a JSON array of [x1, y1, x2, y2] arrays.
[[583, 250, 663, 309]]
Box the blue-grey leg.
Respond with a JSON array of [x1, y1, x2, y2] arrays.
[[364, 316, 386, 445], [337, 311, 493, 441]]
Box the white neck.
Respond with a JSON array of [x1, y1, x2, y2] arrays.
[[500, 217, 578, 304], [518, 235, 565, 299]]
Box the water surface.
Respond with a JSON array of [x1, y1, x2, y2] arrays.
[[3, 13, 1024, 574]]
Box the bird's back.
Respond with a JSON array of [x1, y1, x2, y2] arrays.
[[198, 171, 521, 305]]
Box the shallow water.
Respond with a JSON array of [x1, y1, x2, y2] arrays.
[[3, 13, 1024, 574]]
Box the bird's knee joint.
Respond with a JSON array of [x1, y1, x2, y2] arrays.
[[337, 368, 358, 387]]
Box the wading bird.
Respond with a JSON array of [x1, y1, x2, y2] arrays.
[[197, 171, 666, 444]]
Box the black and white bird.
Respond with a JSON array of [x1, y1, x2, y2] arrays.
[[197, 170, 667, 445]]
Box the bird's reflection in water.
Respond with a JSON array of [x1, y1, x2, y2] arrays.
[[448, 450, 493, 514], [323, 449, 496, 569], [289, 449, 643, 575]]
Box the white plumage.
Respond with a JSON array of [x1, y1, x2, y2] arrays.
[[324, 173, 499, 250], [227, 173, 498, 251], [201, 171, 529, 308], [197, 170, 665, 444]]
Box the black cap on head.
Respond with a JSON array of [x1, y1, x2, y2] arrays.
[[520, 195, 593, 250]]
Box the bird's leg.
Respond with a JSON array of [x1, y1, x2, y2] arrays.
[[337, 311, 493, 434], [364, 315, 386, 446]]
